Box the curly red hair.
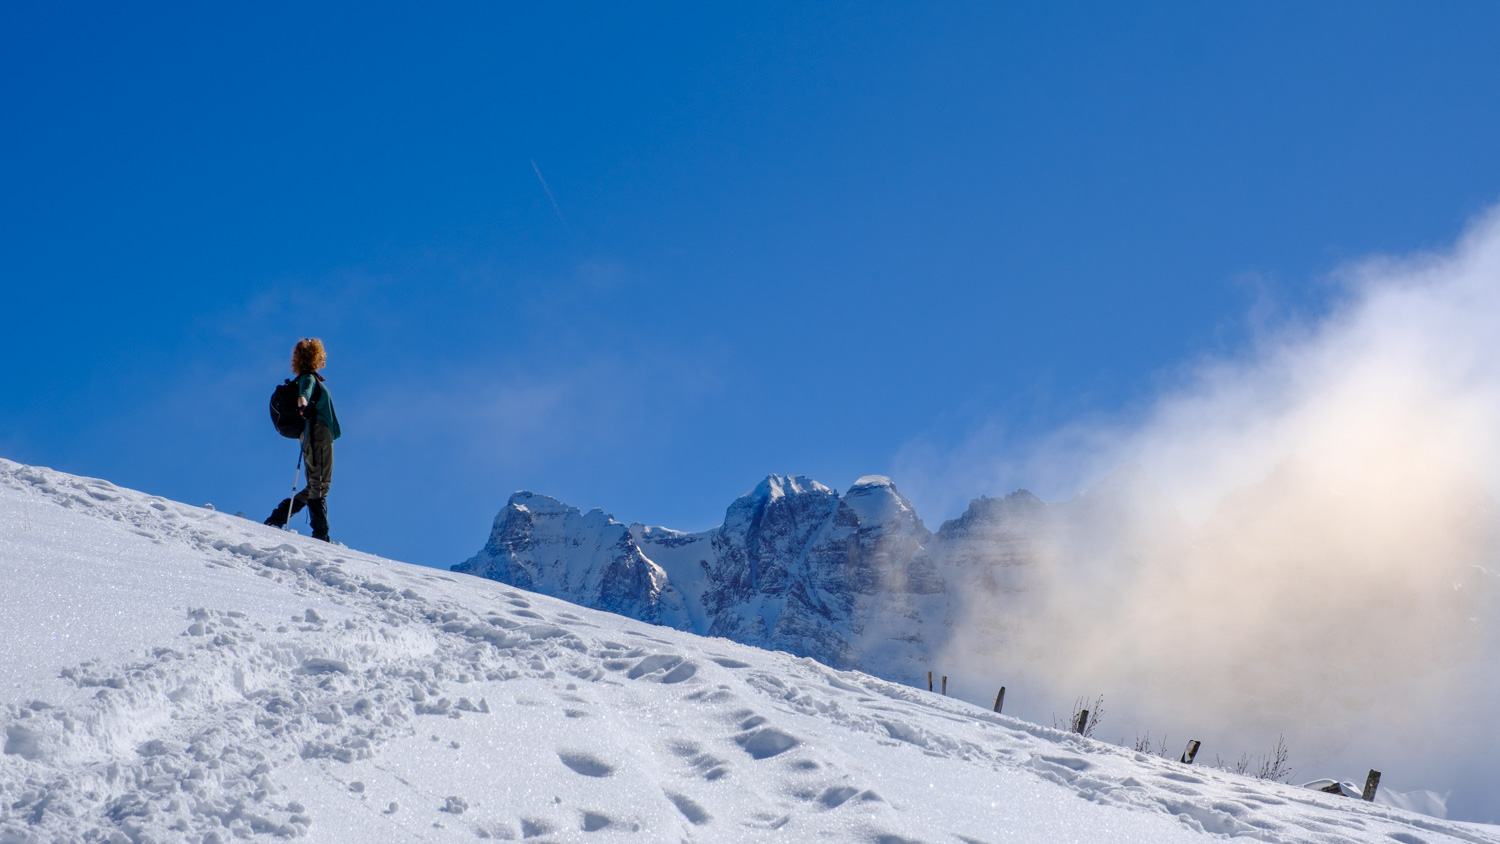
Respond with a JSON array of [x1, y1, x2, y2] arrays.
[[291, 338, 327, 376]]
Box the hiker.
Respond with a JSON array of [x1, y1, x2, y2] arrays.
[[264, 338, 341, 541]]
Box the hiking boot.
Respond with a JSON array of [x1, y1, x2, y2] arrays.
[[264, 498, 299, 527], [308, 498, 330, 542]]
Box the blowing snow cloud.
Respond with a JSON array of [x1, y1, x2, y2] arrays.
[[937, 204, 1500, 821]]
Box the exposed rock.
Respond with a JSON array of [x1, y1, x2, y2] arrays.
[[452, 492, 689, 629]]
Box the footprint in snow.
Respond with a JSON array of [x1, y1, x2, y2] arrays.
[[558, 750, 615, 777], [665, 791, 711, 825], [580, 810, 619, 831], [735, 726, 800, 760], [667, 740, 730, 781], [626, 654, 698, 683]]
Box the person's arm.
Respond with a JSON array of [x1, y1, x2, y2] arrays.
[[297, 373, 315, 407]]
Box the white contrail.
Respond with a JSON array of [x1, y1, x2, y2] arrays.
[[531, 160, 573, 236]]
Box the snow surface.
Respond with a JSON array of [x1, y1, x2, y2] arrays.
[[3, 458, 1497, 843]]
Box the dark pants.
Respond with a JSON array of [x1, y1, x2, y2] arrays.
[[294, 417, 334, 507]]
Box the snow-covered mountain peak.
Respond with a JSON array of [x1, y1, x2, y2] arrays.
[[842, 475, 922, 531], [471, 469, 1209, 685], [453, 492, 688, 628], [503, 489, 561, 514], [935, 488, 1049, 540], [745, 473, 832, 503]]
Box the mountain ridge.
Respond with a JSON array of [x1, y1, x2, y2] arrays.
[[453, 469, 1163, 684]]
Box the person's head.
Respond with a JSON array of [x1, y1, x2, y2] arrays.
[[291, 338, 327, 375]]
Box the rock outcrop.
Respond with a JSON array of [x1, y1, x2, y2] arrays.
[[453, 492, 690, 629]]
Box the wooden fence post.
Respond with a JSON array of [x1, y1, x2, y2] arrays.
[[927, 671, 932, 692], [1180, 740, 1200, 765], [941, 676, 947, 696], [1362, 770, 1381, 801], [1073, 709, 1089, 734], [993, 687, 1005, 714]]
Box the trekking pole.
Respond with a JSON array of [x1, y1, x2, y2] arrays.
[[282, 430, 304, 528]]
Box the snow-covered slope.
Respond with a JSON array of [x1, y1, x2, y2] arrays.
[[3, 458, 1495, 843]]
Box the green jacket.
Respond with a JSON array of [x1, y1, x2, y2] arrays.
[[297, 373, 342, 441]]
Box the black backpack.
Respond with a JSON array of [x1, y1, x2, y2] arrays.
[[269, 377, 321, 439]]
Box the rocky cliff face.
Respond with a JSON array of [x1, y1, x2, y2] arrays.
[[687, 475, 948, 674], [454, 470, 1180, 684], [452, 492, 690, 629]]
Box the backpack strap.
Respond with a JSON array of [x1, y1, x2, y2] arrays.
[[306, 373, 324, 434]]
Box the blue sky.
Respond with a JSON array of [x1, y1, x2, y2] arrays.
[[4, 2, 1500, 568]]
